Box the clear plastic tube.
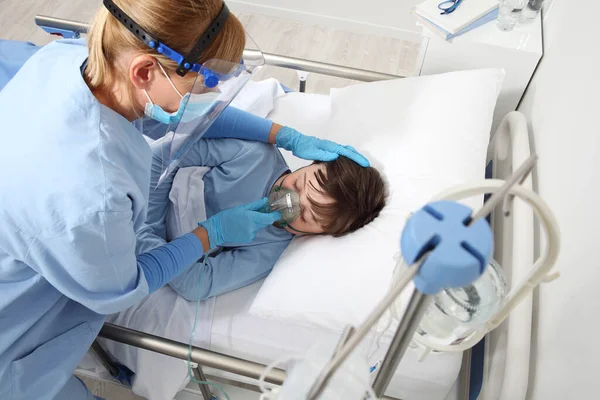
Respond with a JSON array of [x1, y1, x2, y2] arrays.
[[187, 254, 230, 400]]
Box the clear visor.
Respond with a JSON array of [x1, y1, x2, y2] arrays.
[[153, 34, 264, 188]]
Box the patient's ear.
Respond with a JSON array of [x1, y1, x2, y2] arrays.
[[129, 55, 159, 90]]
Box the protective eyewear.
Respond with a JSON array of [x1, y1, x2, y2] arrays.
[[152, 52, 263, 188], [104, 0, 242, 77]]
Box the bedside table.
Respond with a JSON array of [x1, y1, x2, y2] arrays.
[[415, 14, 543, 131]]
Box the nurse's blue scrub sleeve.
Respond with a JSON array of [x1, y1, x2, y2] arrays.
[[203, 105, 273, 142]]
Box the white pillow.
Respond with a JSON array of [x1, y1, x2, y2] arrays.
[[268, 92, 331, 171], [251, 69, 504, 332]]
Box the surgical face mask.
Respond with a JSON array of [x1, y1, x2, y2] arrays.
[[143, 63, 220, 125], [265, 175, 311, 234], [182, 92, 221, 123]]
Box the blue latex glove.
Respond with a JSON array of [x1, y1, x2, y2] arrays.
[[199, 198, 281, 248], [275, 126, 370, 167]]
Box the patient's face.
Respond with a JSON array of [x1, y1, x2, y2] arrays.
[[273, 165, 333, 235]]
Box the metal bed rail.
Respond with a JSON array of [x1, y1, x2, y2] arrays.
[[98, 323, 397, 399], [34, 15, 403, 83], [100, 323, 286, 385]]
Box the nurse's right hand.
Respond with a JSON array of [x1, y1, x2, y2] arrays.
[[198, 198, 281, 249]]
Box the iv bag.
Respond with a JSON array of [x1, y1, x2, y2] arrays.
[[416, 259, 507, 346]]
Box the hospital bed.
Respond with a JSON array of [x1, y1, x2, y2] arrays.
[[2, 15, 537, 400]]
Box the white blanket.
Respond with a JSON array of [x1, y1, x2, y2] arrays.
[[229, 78, 285, 117], [166, 167, 211, 240]]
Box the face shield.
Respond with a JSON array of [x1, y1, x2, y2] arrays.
[[152, 38, 264, 187], [102, 0, 265, 187]]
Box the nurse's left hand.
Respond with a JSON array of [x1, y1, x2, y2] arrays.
[[199, 198, 281, 249], [275, 126, 370, 167]]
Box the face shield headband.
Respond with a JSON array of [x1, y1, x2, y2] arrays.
[[103, 0, 231, 77], [104, 0, 265, 188]]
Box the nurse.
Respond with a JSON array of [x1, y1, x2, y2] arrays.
[[0, 0, 368, 399]]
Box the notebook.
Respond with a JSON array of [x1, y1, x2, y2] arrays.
[[415, 0, 499, 34], [415, 8, 499, 40]]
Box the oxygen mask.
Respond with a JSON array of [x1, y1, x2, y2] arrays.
[[264, 186, 302, 224]]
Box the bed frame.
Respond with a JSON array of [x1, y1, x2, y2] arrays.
[[34, 15, 535, 400]]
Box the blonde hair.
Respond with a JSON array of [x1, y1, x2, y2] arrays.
[[85, 0, 246, 90]]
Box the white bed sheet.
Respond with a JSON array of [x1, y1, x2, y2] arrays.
[[210, 273, 462, 400], [79, 92, 461, 400]]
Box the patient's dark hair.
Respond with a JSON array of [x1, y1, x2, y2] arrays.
[[309, 157, 387, 237]]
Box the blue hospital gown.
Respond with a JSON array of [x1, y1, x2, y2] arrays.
[[146, 137, 294, 301]]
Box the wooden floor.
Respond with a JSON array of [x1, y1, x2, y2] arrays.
[[237, 13, 420, 93], [78, 375, 146, 400], [2, 1, 420, 398], [2, 0, 420, 94]]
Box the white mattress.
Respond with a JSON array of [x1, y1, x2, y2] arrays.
[[80, 92, 462, 400]]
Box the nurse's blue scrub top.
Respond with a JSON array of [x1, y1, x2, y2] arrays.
[[0, 40, 162, 399]]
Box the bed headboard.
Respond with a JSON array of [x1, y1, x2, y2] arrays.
[[481, 112, 535, 400]]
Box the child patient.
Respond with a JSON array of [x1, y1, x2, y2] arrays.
[[147, 137, 386, 301]]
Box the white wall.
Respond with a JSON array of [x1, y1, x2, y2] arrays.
[[229, 0, 422, 40], [517, 0, 600, 398]]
